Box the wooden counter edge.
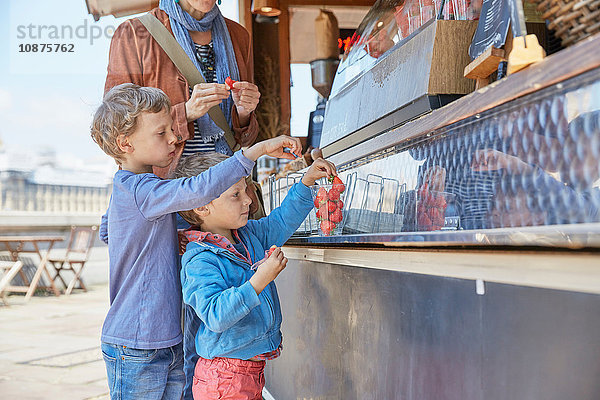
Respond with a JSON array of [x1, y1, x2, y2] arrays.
[[282, 246, 600, 295]]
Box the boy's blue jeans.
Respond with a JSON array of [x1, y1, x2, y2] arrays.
[[101, 342, 185, 400]]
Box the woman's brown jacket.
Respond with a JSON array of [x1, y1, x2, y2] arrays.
[[105, 8, 259, 177]]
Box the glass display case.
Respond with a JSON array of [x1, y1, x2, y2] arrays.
[[265, 38, 600, 248]]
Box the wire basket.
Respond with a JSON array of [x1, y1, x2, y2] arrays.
[[267, 172, 316, 235], [342, 173, 406, 234], [535, 0, 600, 47]]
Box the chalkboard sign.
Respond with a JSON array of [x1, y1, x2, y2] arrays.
[[507, 0, 527, 37], [468, 0, 511, 60]]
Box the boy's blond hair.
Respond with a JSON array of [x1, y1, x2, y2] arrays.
[[174, 152, 231, 226], [91, 83, 171, 164]]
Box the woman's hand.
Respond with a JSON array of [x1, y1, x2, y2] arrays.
[[229, 81, 261, 122], [185, 83, 231, 122]]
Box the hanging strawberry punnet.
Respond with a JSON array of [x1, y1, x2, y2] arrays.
[[312, 175, 346, 236]]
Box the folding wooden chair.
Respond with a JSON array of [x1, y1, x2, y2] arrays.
[[0, 260, 24, 305], [48, 226, 97, 295]]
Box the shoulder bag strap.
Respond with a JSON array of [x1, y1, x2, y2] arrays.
[[138, 13, 239, 151]]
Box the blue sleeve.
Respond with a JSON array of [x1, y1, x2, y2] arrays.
[[99, 211, 108, 244], [244, 182, 313, 248], [134, 151, 255, 220], [181, 254, 261, 333]]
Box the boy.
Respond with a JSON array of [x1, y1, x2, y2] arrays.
[[91, 83, 302, 399], [175, 152, 336, 399]]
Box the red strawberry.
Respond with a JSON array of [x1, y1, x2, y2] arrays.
[[429, 208, 443, 225], [435, 196, 447, 209], [316, 187, 328, 205], [320, 220, 336, 235], [326, 200, 337, 213], [329, 208, 343, 223], [267, 246, 277, 257], [313, 198, 321, 208], [328, 188, 341, 201], [331, 176, 346, 192], [337, 199, 344, 209], [419, 214, 432, 227], [225, 76, 237, 89], [316, 204, 328, 220]]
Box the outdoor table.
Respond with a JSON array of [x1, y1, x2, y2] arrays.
[[0, 235, 64, 301]]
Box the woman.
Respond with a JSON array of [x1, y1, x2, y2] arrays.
[[105, 0, 260, 178]]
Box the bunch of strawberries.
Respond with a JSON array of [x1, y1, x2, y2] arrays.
[[313, 176, 346, 235], [416, 184, 448, 231]]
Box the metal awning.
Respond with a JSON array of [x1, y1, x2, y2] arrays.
[[85, 0, 158, 21]]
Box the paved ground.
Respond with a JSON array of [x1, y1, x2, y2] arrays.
[[0, 285, 110, 400]]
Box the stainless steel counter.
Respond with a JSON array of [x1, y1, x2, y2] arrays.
[[265, 255, 600, 400]]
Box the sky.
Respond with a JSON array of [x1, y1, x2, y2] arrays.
[[0, 0, 318, 182], [1, 0, 128, 172]]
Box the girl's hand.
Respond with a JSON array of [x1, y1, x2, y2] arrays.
[[185, 83, 231, 121], [302, 158, 337, 186], [249, 247, 287, 294], [229, 81, 261, 118]]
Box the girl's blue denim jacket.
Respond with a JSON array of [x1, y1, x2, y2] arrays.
[[181, 182, 313, 360]]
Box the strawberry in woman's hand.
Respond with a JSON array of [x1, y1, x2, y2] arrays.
[[225, 76, 238, 90], [267, 245, 277, 257]]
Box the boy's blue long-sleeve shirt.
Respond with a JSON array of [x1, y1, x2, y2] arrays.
[[181, 182, 313, 360], [101, 151, 254, 349]]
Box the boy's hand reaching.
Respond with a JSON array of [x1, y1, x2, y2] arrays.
[[249, 247, 288, 294], [243, 136, 302, 161], [302, 158, 337, 186]]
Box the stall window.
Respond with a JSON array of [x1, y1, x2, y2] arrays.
[[290, 63, 320, 137]]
